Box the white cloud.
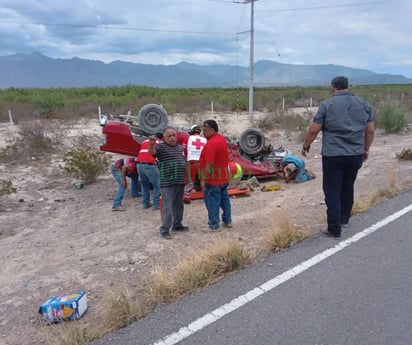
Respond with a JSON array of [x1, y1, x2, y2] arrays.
[[1, 0, 412, 77]]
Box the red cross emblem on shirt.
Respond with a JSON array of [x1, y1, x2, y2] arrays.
[[192, 138, 206, 150]]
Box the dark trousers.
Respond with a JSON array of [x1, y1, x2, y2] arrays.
[[322, 155, 363, 236], [160, 184, 185, 234]]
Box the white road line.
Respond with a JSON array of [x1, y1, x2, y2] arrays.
[[152, 204, 412, 345]]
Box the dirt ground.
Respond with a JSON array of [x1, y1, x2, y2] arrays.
[[1, 112, 412, 345]]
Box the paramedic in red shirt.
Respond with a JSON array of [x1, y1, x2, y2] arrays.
[[199, 119, 232, 231], [136, 133, 162, 210], [182, 124, 207, 204]]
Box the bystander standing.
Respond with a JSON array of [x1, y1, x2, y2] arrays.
[[302, 76, 375, 238], [149, 127, 188, 239], [199, 119, 232, 231]]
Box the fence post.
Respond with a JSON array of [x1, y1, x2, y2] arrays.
[[8, 109, 14, 127]]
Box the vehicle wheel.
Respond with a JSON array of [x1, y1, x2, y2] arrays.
[[238, 128, 266, 155], [138, 104, 168, 135]]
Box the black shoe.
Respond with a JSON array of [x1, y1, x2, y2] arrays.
[[161, 233, 172, 240], [172, 225, 189, 231], [184, 200, 191, 205]]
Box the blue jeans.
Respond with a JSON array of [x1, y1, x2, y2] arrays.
[[129, 173, 141, 197], [160, 185, 185, 234], [111, 165, 126, 208], [137, 163, 160, 208], [322, 155, 363, 236], [111, 165, 140, 207], [203, 183, 231, 229]]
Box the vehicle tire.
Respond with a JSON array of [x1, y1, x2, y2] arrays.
[[238, 128, 266, 155], [138, 104, 168, 135]]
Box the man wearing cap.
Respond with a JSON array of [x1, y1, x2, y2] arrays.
[[182, 124, 207, 204], [199, 119, 232, 231]]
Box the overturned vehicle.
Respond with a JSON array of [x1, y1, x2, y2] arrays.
[[99, 104, 287, 179]]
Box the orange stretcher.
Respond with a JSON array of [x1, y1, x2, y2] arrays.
[[190, 187, 251, 200]]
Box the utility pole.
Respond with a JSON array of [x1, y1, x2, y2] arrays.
[[234, 0, 257, 126]]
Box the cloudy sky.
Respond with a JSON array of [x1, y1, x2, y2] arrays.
[[1, 0, 411, 77]]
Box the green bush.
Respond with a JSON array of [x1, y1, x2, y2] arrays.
[[377, 103, 407, 133], [33, 92, 66, 118], [61, 147, 111, 184], [0, 180, 16, 197], [2, 84, 412, 123]]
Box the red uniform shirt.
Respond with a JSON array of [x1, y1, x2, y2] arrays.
[[199, 133, 230, 186], [136, 139, 159, 163]]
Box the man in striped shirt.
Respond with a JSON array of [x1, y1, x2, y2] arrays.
[[148, 127, 189, 239]]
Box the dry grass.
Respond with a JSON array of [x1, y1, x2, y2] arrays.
[[41, 238, 252, 344], [353, 171, 399, 214], [41, 320, 101, 345], [101, 287, 148, 332], [264, 210, 310, 253], [146, 238, 252, 305]]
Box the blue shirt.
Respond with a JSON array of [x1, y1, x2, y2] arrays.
[[313, 90, 374, 157]]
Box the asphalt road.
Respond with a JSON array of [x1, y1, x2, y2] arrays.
[[91, 189, 412, 345]]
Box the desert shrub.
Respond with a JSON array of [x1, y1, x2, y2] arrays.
[[256, 113, 277, 131], [0, 180, 16, 197], [396, 148, 412, 161], [18, 120, 53, 152], [377, 103, 407, 133], [60, 147, 111, 183], [32, 92, 66, 118], [0, 120, 54, 162]]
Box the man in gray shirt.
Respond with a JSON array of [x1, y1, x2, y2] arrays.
[[302, 76, 375, 238]]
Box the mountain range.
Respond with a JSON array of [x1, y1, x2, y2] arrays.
[[1, 52, 411, 89]]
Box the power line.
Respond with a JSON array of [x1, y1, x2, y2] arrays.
[[258, 1, 385, 13], [0, 1, 385, 36], [0, 19, 233, 36]]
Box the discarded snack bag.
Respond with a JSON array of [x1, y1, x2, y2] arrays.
[[39, 290, 87, 323], [261, 184, 281, 192]]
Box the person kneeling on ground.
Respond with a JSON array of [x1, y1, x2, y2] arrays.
[[281, 155, 315, 183]]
